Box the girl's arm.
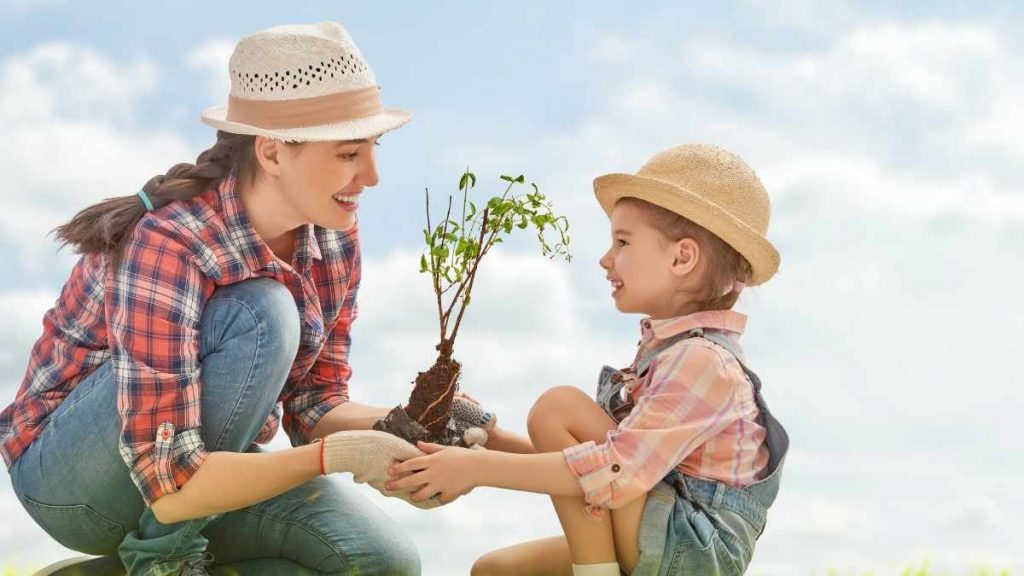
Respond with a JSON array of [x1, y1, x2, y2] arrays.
[[475, 449, 580, 494], [151, 443, 321, 524], [386, 442, 581, 503], [482, 426, 535, 453]]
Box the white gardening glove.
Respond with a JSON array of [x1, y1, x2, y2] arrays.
[[451, 392, 497, 447], [320, 430, 441, 509]]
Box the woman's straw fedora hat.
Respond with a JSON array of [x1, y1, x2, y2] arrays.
[[594, 143, 780, 285], [201, 22, 410, 142]]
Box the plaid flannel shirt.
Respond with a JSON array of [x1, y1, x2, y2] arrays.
[[0, 176, 359, 504]]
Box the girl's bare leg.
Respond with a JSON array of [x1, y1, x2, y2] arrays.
[[526, 386, 647, 572], [471, 536, 572, 576]]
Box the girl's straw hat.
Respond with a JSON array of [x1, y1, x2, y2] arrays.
[[201, 22, 410, 142], [594, 144, 780, 285]]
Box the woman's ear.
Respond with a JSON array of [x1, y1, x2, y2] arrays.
[[253, 136, 283, 177], [670, 238, 700, 277]]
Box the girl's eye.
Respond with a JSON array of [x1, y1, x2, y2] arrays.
[[340, 152, 359, 161], [616, 239, 627, 247]]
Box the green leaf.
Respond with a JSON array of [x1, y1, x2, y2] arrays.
[[500, 174, 513, 182]]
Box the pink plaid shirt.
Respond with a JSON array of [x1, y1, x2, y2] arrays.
[[563, 310, 769, 519], [0, 176, 358, 504]]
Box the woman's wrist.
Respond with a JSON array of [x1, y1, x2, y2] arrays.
[[311, 437, 326, 475]]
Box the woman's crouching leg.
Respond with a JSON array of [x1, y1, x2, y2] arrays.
[[203, 475, 420, 575]]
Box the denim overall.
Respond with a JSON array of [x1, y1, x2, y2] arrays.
[[595, 328, 790, 576]]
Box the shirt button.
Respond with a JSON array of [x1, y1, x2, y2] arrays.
[[611, 464, 620, 473], [162, 430, 171, 440]]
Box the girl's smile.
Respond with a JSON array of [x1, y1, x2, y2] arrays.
[[599, 201, 701, 319]]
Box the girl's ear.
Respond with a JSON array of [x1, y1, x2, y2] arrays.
[[253, 136, 283, 177], [670, 238, 700, 277]]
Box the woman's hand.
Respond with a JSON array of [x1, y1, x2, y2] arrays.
[[320, 430, 440, 509], [386, 441, 481, 505]]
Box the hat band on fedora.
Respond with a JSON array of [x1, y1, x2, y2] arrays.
[[226, 85, 383, 130]]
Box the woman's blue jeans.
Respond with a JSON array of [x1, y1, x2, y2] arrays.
[[10, 279, 420, 575]]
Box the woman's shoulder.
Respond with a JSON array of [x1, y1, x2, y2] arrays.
[[123, 195, 226, 276]]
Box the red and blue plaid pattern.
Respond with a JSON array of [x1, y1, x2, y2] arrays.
[[1, 176, 359, 504]]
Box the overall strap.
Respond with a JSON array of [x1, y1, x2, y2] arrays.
[[702, 330, 790, 485], [639, 326, 790, 490], [634, 328, 704, 377]]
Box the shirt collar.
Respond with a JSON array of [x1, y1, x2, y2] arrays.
[[216, 175, 322, 273], [639, 309, 747, 344], [216, 175, 272, 272], [291, 222, 322, 272]]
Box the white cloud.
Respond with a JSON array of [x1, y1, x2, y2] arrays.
[[0, 43, 195, 273], [0, 42, 156, 125], [187, 38, 234, 105], [0, 291, 56, 385]]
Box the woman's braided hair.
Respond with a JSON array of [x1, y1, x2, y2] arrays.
[[52, 131, 260, 266]]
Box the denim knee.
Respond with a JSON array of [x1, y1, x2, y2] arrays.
[[353, 529, 421, 576], [202, 278, 301, 369]]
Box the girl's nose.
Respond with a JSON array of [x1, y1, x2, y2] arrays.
[[599, 249, 612, 270]]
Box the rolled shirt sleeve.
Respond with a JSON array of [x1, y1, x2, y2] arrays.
[[563, 341, 741, 520], [107, 219, 212, 506]]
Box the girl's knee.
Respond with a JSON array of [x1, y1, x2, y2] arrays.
[[527, 386, 588, 437], [471, 552, 513, 576]]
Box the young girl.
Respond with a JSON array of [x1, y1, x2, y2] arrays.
[[0, 21, 516, 576], [387, 144, 790, 575]]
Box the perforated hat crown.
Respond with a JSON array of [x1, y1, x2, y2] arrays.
[[201, 22, 410, 141]]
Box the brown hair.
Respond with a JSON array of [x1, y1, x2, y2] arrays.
[[51, 131, 265, 266], [617, 197, 752, 312]]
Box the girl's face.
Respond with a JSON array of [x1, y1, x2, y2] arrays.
[[599, 202, 699, 319], [276, 137, 380, 232]]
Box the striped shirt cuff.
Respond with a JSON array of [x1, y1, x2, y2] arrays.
[[563, 440, 624, 520], [287, 395, 350, 446], [125, 422, 210, 506]]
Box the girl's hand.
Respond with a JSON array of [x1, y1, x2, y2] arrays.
[[386, 441, 480, 505]]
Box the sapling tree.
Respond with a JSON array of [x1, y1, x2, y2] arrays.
[[373, 169, 571, 447]]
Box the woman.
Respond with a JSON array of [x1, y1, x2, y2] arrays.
[[0, 22, 523, 575]]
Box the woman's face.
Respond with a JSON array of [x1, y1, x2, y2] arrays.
[[275, 136, 380, 232]]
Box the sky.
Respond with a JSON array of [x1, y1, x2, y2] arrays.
[[1, 1, 1022, 574]]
